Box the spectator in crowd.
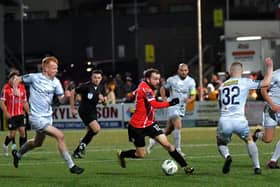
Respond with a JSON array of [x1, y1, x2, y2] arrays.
[[0, 70, 29, 156], [123, 76, 136, 102], [224, 71, 230, 81], [106, 83, 116, 104], [62, 80, 75, 104], [197, 77, 209, 101], [207, 74, 222, 100], [156, 77, 167, 101], [114, 74, 125, 99], [248, 72, 258, 100]]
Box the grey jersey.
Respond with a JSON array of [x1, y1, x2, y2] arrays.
[[165, 75, 196, 117], [219, 77, 261, 118], [268, 69, 280, 105], [165, 75, 196, 105], [22, 73, 64, 117]]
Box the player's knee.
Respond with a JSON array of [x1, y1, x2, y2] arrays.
[[136, 151, 145, 158], [163, 144, 174, 152], [33, 140, 43, 147], [90, 123, 101, 133], [8, 134, 16, 139], [19, 131, 25, 137], [93, 127, 101, 134], [56, 133, 65, 142], [216, 136, 228, 146]]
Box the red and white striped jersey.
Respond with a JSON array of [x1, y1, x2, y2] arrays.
[[0, 83, 27, 117]]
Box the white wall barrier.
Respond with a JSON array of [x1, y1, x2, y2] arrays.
[[52, 101, 265, 129]]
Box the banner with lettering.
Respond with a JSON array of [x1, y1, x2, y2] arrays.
[[50, 101, 265, 129], [52, 104, 123, 129]]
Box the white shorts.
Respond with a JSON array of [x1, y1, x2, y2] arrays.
[[168, 105, 185, 118], [262, 104, 280, 128], [29, 115, 52, 132], [217, 116, 249, 144]]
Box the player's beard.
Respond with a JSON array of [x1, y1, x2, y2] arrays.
[[145, 80, 157, 90], [179, 75, 187, 80]]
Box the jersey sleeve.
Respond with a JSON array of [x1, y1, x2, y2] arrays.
[[0, 85, 7, 101], [164, 77, 172, 90], [246, 78, 261, 89], [54, 79, 64, 96], [189, 79, 197, 95], [143, 87, 169, 108], [75, 83, 87, 94], [22, 73, 35, 84]]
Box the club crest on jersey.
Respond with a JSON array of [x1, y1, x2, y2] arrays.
[[146, 92, 153, 99], [87, 93, 93, 99]]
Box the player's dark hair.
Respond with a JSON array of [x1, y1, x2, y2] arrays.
[[144, 68, 160, 78], [8, 70, 20, 80], [92, 69, 103, 75]]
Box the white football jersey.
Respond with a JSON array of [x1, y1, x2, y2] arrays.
[[268, 69, 280, 105], [22, 73, 64, 117], [165, 75, 196, 117], [218, 77, 260, 118]]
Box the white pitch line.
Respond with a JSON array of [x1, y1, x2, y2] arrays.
[[0, 143, 246, 156], [0, 152, 273, 167]]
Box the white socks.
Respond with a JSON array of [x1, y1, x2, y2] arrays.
[[62, 151, 75, 168], [149, 138, 157, 147], [256, 131, 264, 140], [271, 140, 280, 161], [173, 128, 181, 151], [218, 145, 230, 159], [247, 142, 260, 168]]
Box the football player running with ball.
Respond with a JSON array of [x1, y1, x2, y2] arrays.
[[117, 68, 194, 174], [217, 57, 273, 175]]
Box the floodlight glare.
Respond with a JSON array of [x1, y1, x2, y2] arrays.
[[236, 36, 262, 41]]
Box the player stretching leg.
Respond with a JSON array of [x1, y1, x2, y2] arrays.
[[11, 56, 84, 174], [252, 68, 280, 169], [217, 58, 273, 175], [117, 68, 194, 174]]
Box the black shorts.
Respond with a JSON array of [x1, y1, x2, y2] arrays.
[[7, 115, 25, 130], [128, 122, 163, 147], [79, 112, 97, 126]]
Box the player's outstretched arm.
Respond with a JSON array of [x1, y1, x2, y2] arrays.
[[260, 57, 273, 88]]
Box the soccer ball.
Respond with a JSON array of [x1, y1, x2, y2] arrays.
[[161, 159, 178, 176]]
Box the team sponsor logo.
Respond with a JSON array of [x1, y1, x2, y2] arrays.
[[8, 123, 12, 128], [87, 93, 93, 99]]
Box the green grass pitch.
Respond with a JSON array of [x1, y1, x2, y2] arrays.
[[0, 127, 279, 187]]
